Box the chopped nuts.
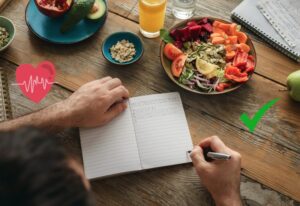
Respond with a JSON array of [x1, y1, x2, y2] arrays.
[[110, 39, 136, 63], [0, 27, 9, 49]]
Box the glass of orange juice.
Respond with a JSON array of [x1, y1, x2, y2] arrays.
[[139, 0, 167, 38]]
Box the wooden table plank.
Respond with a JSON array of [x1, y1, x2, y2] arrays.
[[107, 0, 137, 17], [2, 56, 299, 206], [1, 0, 300, 202]]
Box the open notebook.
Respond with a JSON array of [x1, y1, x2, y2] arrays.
[[0, 68, 12, 122], [80, 92, 193, 179]]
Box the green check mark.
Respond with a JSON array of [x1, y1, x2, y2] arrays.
[[240, 98, 280, 133]]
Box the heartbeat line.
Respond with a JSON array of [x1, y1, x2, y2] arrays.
[[13, 75, 57, 94]]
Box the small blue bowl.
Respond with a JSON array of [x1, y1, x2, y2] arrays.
[[102, 32, 144, 66]]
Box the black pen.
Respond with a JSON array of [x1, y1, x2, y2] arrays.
[[188, 150, 231, 161]]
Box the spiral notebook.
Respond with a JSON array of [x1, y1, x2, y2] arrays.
[[0, 68, 12, 121], [231, 0, 300, 62], [80, 92, 193, 179]]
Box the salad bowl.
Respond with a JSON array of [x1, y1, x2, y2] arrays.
[[160, 17, 257, 95]]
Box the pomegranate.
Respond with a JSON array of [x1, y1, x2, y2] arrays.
[[35, 0, 73, 18]]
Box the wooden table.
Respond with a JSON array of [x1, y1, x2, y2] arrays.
[[1, 0, 300, 205]]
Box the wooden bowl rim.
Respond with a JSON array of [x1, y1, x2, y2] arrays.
[[160, 16, 257, 95]]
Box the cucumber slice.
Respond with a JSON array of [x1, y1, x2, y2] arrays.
[[87, 0, 106, 20]]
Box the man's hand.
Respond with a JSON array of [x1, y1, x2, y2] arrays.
[[0, 77, 129, 131], [61, 77, 129, 128], [190, 136, 242, 206]]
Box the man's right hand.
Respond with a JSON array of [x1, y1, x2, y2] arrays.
[[190, 136, 242, 206], [61, 77, 129, 128]]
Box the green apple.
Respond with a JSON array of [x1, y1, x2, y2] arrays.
[[287, 70, 300, 102]]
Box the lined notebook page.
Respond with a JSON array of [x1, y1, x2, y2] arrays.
[[0, 69, 12, 121], [129, 93, 193, 169], [80, 108, 141, 179]]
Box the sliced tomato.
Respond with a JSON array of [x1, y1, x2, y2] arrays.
[[237, 43, 250, 53], [228, 35, 238, 44], [210, 33, 222, 38], [236, 31, 248, 44], [171, 54, 187, 77], [245, 55, 255, 73], [248, 55, 255, 61], [229, 23, 237, 35], [224, 39, 231, 45], [216, 82, 232, 92], [226, 50, 236, 60], [212, 26, 225, 35], [163, 43, 183, 61], [218, 23, 231, 33], [212, 36, 225, 44], [225, 66, 248, 82], [233, 51, 248, 67], [213, 20, 223, 27], [225, 44, 237, 52]]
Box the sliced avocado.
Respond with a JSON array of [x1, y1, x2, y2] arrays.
[[86, 0, 106, 20], [60, 0, 95, 33]]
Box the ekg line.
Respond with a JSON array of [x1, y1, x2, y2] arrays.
[[12, 75, 57, 94]]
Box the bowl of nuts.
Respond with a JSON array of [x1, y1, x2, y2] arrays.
[[0, 16, 15, 52], [102, 32, 144, 66]]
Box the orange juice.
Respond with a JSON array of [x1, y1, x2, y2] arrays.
[[139, 0, 167, 38]]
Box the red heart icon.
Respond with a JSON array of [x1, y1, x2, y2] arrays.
[[16, 61, 56, 103]]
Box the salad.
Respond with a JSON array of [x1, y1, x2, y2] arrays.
[[160, 18, 255, 93]]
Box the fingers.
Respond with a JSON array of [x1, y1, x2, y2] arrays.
[[190, 145, 208, 169], [109, 86, 130, 103], [98, 76, 112, 84], [104, 102, 128, 123], [230, 150, 242, 163], [199, 136, 241, 161], [199, 136, 228, 153], [104, 78, 122, 90]]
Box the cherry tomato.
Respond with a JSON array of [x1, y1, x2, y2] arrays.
[[163, 43, 183, 61], [171, 54, 187, 77]]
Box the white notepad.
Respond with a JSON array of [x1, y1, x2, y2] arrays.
[[231, 0, 300, 62], [80, 92, 193, 179]]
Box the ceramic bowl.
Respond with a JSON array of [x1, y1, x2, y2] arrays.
[[160, 17, 257, 95], [0, 16, 15, 52], [102, 32, 144, 66]]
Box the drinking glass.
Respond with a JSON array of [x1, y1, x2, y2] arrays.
[[139, 0, 167, 38], [172, 0, 196, 19]]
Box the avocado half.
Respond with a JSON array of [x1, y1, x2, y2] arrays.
[[87, 0, 106, 21]]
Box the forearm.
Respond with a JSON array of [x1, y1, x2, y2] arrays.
[[0, 101, 71, 132]]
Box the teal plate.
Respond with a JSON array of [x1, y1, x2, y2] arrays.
[[25, 0, 107, 44]]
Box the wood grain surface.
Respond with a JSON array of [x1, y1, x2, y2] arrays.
[[0, 0, 300, 204], [2, 58, 298, 206]]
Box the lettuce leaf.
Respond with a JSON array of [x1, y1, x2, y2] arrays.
[[160, 29, 174, 43]]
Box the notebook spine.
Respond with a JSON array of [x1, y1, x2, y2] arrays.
[[0, 69, 12, 121], [231, 12, 300, 63]]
